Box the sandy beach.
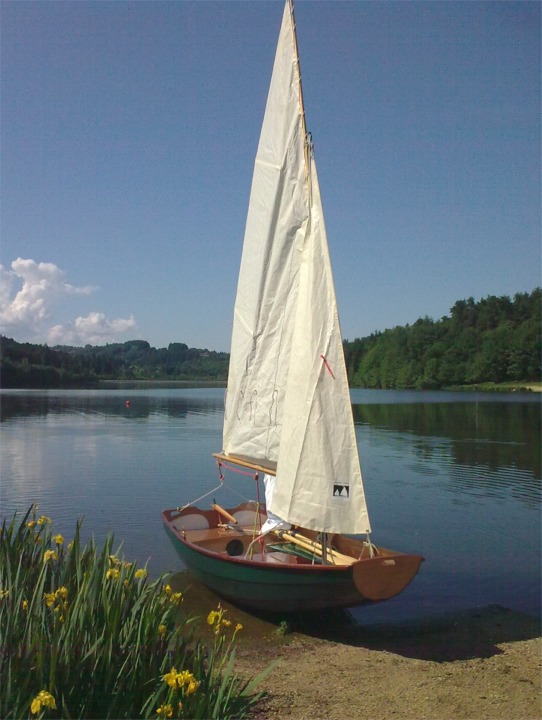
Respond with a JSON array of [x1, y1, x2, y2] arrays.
[[232, 604, 541, 720]]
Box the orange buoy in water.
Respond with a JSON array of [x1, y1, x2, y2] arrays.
[[125, 400, 131, 408]]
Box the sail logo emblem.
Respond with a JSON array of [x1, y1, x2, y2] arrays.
[[333, 484, 350, 499]]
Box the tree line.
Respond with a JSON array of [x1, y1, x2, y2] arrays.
[[0, 339, 229, 388], [1, 288, 540, 389], [343, 289, 541, 389]]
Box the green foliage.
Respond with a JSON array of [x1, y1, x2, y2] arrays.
[[0, 507, 265, 719], [2, 288, 540, 390], [344, 289, 541, 389], [0, 338, 229, 388]]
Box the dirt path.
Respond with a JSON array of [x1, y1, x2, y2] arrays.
[[232, 605, 541, 720]]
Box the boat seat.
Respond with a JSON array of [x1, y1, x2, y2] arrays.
[[171, 514, 210, 532], [232, 509, 264, 526]]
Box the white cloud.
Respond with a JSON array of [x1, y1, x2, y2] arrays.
[[0, 258, 137, 345], [48, 313, 137, 346]]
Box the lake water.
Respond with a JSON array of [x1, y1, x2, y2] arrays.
[[1, 387, 540, 625]]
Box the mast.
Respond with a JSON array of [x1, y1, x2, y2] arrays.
[[288, 0, 311, 180]]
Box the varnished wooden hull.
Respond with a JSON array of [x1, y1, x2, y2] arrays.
[[162, 503, 423, 612]]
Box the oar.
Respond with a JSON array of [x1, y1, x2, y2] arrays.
[[288, 530, 354, 564], [275, 530, 354, 566], [277, 530, 348, 564], [212, 503, 238, 525], [275, 531, 322, 557]]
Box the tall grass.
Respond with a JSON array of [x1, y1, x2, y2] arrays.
[[0, 507, 268, 719]]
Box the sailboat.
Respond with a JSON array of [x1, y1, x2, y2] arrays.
[[162, 0, 423, 612]]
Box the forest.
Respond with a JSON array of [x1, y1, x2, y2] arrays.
[[343, 289, 540, 389], [1, 289, 540, 389], [0, 339, 229, 388]]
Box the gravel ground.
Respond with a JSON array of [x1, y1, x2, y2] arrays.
[[231, 605, 541, 720]]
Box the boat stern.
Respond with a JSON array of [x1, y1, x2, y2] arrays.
[[352, 552, 424, 601]]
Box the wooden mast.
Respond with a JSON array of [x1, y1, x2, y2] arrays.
[[288, 0, 311, 182]]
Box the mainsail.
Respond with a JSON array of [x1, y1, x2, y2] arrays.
[[223, 0, 371, 536]]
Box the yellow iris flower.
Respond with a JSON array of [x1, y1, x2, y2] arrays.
[[207, 610, 220, 625], [163, 667, 180, 688], [44, 592, 56, 608], [185, 677, 200, 696], [162, 668, 199, 693], [156, 703, 173, 718], [30, 690, 56, 715]]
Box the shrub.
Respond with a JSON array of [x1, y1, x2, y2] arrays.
[[0, 507, 266, 719]]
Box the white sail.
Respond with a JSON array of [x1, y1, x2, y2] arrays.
[[223, 0, 371, 535]]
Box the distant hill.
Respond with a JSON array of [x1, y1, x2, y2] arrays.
[[1, 288, 540, 389], [0, 338, 229, 388], [343, 288, 541, 389]]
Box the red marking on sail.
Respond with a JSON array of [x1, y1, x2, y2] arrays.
[[320, 355, 335, 378]]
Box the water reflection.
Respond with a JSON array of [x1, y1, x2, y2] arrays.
[[0, 389, 225, 423], [1, 388, 540, 621], [353, 402, 541, 508]]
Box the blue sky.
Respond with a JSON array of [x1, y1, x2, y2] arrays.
[[1, 0, 540, 351]]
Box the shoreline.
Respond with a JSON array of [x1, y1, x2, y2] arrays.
[[172, 575, 541, 720], [2, 380, 540, 393], [231, 604, 541, 719]]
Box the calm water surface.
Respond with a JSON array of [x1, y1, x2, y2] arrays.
[[1, 388, 540, 624]]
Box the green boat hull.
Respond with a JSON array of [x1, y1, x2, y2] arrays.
[[164, 525, 367, 611], [162, 502, 423, 612]]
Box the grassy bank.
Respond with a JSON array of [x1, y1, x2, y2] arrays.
[[0, 507, 267, 719], [446, 381, 541, 393]]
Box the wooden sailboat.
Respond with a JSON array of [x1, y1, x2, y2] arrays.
[[162, 0, 423, 612]]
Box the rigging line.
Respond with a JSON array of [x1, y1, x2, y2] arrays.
[[362, 534, 377, 559], [216, 460, 262, 505], [254, 472, 264, 547], [176, 481, 224, 513], [218, 460, 260, 478], [222, 481, 253, 505]]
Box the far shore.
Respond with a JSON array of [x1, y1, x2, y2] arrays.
[[90, 379, 542, 393], [445, 381, 541, 393], [30, 379, 542, 392], [2, 379, 540, 393]]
